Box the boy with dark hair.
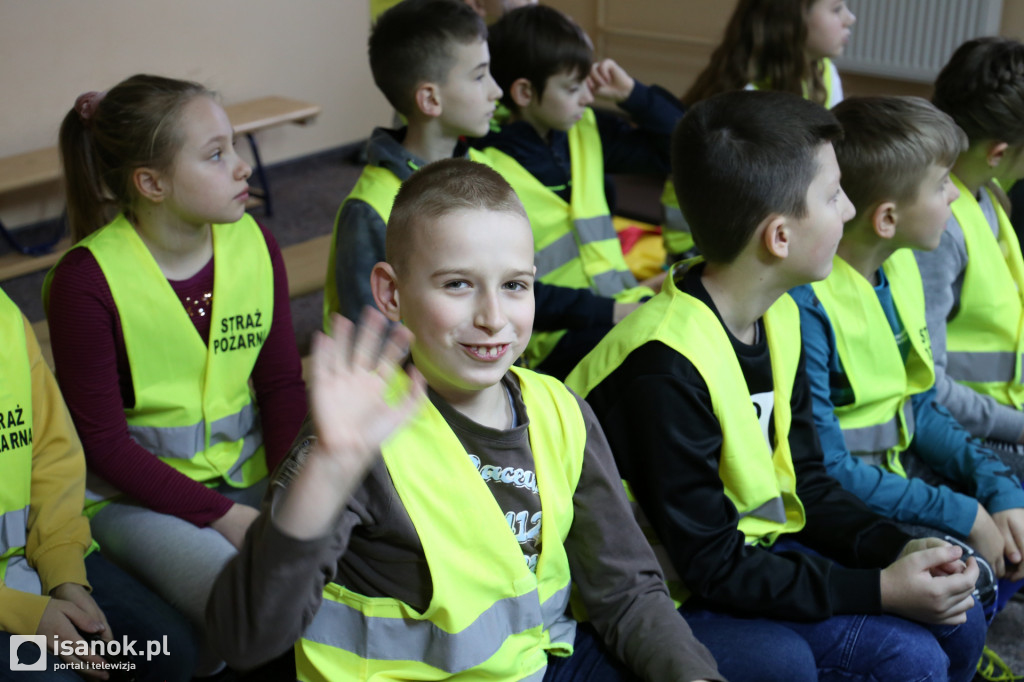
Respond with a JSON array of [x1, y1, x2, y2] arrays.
[[477, 4, 682, 378], [210, 158, 723, 682], [324, 0, 501, 325], [566, 90, 986, 682], [791, 97, 1024, 593], [915, 38, 1024, 468]]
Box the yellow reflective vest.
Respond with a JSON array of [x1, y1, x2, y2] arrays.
[[295, 368, 583, 681], [566, 263, 806, 603], [481, 109, 652, 368], [0, 289, 33, 587], [945, 175, 1024, 408], [811, 251, 934, 476], [322, 149, 490, 330], [44, 214, 272, 500]]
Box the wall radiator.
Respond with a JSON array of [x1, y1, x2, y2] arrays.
[[836, 0, 1004, 82]]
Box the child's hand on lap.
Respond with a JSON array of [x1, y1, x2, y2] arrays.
[[880, 539, 978, 625], [586, 59, 635, 103], [991, 507, 1024, 580], [38, 583, 113, 678], [967, 503, 1006, 577]]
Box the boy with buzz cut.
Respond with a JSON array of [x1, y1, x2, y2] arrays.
[[209, 158, 724, 682], [790, 97, 1024, 595], [324, 0, 501, 325], [476, 4, 683, 379], [566, 90, 987, 682], [915, 38, 1024, 474]]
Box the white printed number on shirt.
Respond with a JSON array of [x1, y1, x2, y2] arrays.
[[750, 390, 775, 450]]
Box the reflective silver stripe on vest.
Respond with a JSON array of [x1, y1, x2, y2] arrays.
[[127, 403, 259, 460], [303, 582, 573, 674], [663, 205, 687, 233], [536, 232, 579, 279], [225, 428, 264, 483], [0, 505, 28, 556], [3, 554, 41, 595], [736, 496, 786, 525], [947, 350, 1024, 384], [841, 401, 915, 455], [592, 269, 638, 297], [534, 215, 620, 281]]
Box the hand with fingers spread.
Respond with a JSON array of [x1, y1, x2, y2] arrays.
[[38, 583, 113, 679], [880, 538, 979, 625], [992, 507, 1024, 580], [586, 59, 635, 103], [275, 309, 426, 540]]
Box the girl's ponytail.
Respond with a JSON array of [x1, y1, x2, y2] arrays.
[[58, 75, 211, 242]]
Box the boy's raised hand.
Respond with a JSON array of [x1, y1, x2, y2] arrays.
[[275, 309, 426, 540], [586, 59, 635, 103], [992, 507, 1024, 580], [880, 538, 978, 625]]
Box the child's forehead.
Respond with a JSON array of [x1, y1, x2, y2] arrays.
[[547, 67, 588, 85]]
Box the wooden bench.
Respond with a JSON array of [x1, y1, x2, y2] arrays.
[[0, 95, 321, 281]]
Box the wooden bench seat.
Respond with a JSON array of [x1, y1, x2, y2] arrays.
[[0, 95, 321, 281]]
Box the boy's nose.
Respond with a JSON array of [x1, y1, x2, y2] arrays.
[[474, 291, 507, 332], [237, 157, 252, 182], [580, 85, 594, 106], [489, 75, 503, 102], [948, 182, 960, 204], [845, 8, 856, 26]]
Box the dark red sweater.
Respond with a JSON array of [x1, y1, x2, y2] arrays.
[[47, 223, 307, 527]]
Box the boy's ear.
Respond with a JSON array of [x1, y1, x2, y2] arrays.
[[414, 82, 443, 119], [133, 167, 168, 203], [986, 141, 1010, 168], [370, 262, 403, 323], [871, 201, 897, 239], [509, 78, 535, 109], [761, 214, 790, 259]]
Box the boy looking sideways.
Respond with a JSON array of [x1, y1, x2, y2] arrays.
[[210, 159, 722, 682], [476, 4, 683, 378], [790, 96, 1024, 593], [567, 91, 986, 682]]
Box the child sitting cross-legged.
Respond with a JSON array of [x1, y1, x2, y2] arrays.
[[567, 90, 987, 682], [790, 96, 1024, 613], [208, 158, 723, 682]]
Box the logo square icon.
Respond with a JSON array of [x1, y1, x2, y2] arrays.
[[9, 635, 47, 671]]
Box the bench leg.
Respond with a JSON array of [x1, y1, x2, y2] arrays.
[[245, 133, 273, 217]]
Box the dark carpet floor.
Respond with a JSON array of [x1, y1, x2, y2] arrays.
[[3, 143, 1021, 677]]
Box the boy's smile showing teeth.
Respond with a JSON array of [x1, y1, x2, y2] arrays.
[[462, 343, 510, 360]]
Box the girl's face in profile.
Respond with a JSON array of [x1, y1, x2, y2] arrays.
[[804, 0, 856, 61]]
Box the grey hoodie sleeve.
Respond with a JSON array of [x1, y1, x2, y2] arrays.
[[333, 199, 388, 320], [914, 217, 1024, 443]]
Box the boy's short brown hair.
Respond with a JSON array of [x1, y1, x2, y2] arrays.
[[671, 90, 842, 264], [832, 96, 966, 212], [933, 37, 1024, 146], [487, 5, 593, 113], [387, 158, 528, 274], [369, 0, 487, 116]]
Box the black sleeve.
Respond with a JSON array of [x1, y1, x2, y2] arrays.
[[533, 281, 615, 331], [786, 356, 913, 568], [586, 342, 893, 621], [597, 82, 684, 176]]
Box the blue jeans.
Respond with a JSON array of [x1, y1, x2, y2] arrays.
[[0, 552, 198, 681], [683, 601, 986, 682], [543, 622, 639, 682]]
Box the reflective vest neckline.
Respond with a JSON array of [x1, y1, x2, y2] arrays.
[[811, 251, 933, 474], [567, 261, 807, 554], [0, 289, 33, 587], [295, 368, 584, 681], [46, 214, 272, 493], [946, 174, 1024, 407]]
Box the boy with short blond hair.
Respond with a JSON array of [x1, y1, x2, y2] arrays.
[[567, 90, 986, 682], [477, 4, 683, 378], [324, 0, 501, 325], [790, 96, 1024, 596], [210, 158, 723, 682]]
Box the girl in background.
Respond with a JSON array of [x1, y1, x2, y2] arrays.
[[663, 0, 855, 262], [46, 74, 307, 674]]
